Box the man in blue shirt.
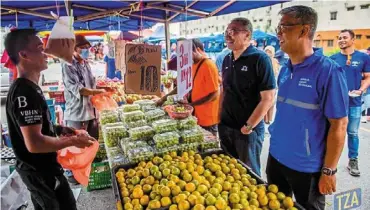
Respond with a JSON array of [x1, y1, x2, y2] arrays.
[[268, 6, 349, 209], [330, 29, 370, 177], [215, 47, 231, 73]]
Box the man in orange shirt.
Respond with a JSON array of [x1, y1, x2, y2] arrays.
[[187, 39, 220, 135]]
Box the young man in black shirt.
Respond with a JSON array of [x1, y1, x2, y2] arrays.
[[219, 18, 276, 176], [5, 29, 95, 210]]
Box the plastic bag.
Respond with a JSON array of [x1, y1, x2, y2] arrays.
[[91, 92, 118, 111], [57, 140, 99, 186], [44, 13, 75, 64]]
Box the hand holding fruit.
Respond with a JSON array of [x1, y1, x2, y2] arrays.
[[70, 135, 95, 148]]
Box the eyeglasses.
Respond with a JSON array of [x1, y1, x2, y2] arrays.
[[275, 24, 303, 34], [224, 29, 247, 36]]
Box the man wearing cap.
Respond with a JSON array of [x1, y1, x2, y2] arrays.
[[61, 35, 104, 183]]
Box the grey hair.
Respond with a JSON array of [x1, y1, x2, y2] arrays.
[[279, 5, 318, 40], [231, 17, 253, 34]]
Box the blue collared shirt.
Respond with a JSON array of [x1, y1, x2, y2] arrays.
[[269, 48, 349, 173]]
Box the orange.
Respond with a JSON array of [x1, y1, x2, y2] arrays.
[[132, 188, 144, 199], [178, 200, 190, 210], [185, 183, 196, 193]]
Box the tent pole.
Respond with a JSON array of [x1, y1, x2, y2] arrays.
[[64, 0, 72, 16], [165, 11, 171, 61]]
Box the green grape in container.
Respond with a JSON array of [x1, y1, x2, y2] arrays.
[[118, 104, 140, 113], [99, 110, 119, 125], [134, 99, 156, 107], [153, 131, 180, 149], [177, 143, 200, 153], [120, 139, 148, 154], [152, 119, 178, 133], [180, 128, 204, 144], [120, 110, 145, 123], [128, 125, 155, 141], [145, 109, 166, 123], [103, 125, 128, 147], [123, 119, 148, 129], [127, 146, 154, 163], [177, 116, 198, 130]]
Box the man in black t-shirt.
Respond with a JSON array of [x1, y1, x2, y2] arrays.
[[220, 18, 276, 176], [5, 29, 95, 210]]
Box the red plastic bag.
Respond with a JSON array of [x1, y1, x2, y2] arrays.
[[57, 140, 99, 186], [91, 92, 118, 111]]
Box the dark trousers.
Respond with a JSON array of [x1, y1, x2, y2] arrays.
[[266, 154, 325, 210], [218, 124, 264, 176], [16, 162, 77, 210]]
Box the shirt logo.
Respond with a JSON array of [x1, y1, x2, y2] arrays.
[[17, 96, 28, 108], [241, 66, 248, 72], [298, 78, 312, 88], [351, 61, 360, 67]]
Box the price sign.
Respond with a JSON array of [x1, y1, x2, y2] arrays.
[[176, 39, 193, 98], [125, 44, 161, 96]]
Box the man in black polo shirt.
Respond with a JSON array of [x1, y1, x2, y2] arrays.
[[5, 29, 95, 210], [220, 18, 276, 176]]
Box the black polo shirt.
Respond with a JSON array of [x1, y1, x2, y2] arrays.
[[6, 78, 62, 174], [221, 45, 276, 129]]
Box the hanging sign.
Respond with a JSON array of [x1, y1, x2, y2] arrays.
[[114, 40, 126, 75], [176, 39, 193, 98], [125, 44, 161, 96]]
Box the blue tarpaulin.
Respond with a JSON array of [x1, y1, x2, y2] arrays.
[[1, 1, 287, 31]]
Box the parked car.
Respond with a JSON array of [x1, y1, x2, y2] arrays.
[[0, 65, 10, 98]]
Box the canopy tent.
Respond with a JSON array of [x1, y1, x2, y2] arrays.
[[1, 1, 287, 30], [144, 25, 176, 41], [38, 30, 106, 37]]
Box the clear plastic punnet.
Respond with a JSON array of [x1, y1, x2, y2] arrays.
[[127, 146, 154, 163], [120, 110, 145, 123], [180, 128, 204, 144], [99, 110, 119, 125], [153, 131, 180, 149], [177, 116, 198, 130], [123, 119, 148, 129], [119, 104, 140, 113], [120, 139, 148, 154], [145, 109, 166, 123], [152, 119, 178, 133], [128, 125, 155, 141], [103, 125, 128, 147]]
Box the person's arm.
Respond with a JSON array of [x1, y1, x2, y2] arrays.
[[242, 54, 276, 134], [79, 88, 105, 96], [191, 91, 219, 106], [359, 72, 370, 93], [318, 63, 349, 195], [156, 87, 177, 106], [20, 124, 94, 153]]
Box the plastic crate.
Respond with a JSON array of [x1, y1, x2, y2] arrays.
[[86, 161, 112, 192], [48, 91, 65, 103]]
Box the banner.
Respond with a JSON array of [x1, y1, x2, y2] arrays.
[[125, 44, 161, 96], [176, 40, 193, 98]]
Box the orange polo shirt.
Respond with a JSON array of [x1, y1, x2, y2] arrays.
[[191, 58, 220, 126]]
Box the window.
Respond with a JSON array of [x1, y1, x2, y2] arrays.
[[330, 12, 337, 20], [347, 6, 355, 11], [222, 25, 225, 31], [313, 0, 318, 2], [356, 34, 362, 39], [259, 18, 263, 22], [314, 40, 320, 47], [366, 35, 370, 39], [327, 40, 334, 47], [216, 16, 219, 20], [216, 26, 218, 31], [360, 4, 369, 9], [253, 19, 257, 23], [280, 3, 284, 8], [267, 19, 272, 27]]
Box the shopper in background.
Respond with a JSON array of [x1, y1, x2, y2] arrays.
[[268, 6, 348, 209], [219, 17, 276, 176], [62, 35, 105, 183], [330, 29, 370, 177], [4, 29, 94, 210], [264, 45, 280, 124], [104, 41, 122, 80], [215, 47, 231, 74]]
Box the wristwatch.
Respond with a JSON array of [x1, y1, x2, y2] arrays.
[[243, 123, 253, 132], [322, 167, 337, 176]]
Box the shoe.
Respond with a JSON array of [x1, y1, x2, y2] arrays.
[[361, 116, 367, 123], [347, 159, 361, 177]]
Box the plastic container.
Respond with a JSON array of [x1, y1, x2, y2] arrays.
[[103, 125, 128, 147], [153, 131, 180, 149], [200, 136, 220, 152], [133, 99, 155, 107], [123, 119, 148, 129], [99, 110, 119, 125], [127, 146, 154, 163], [145, 109, 166, 123], [120, 139, 148, 154], [177, 143, 200, 153], [128, 125, 155, 141], [180, 128, 204, 144], [118, 104, 140, 113], [102, 122, 125, 129], [177, 116, 198, 130], [120, 110, 145, 123], [152, 119, 178, 133], [106, 147, 128, 168]]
